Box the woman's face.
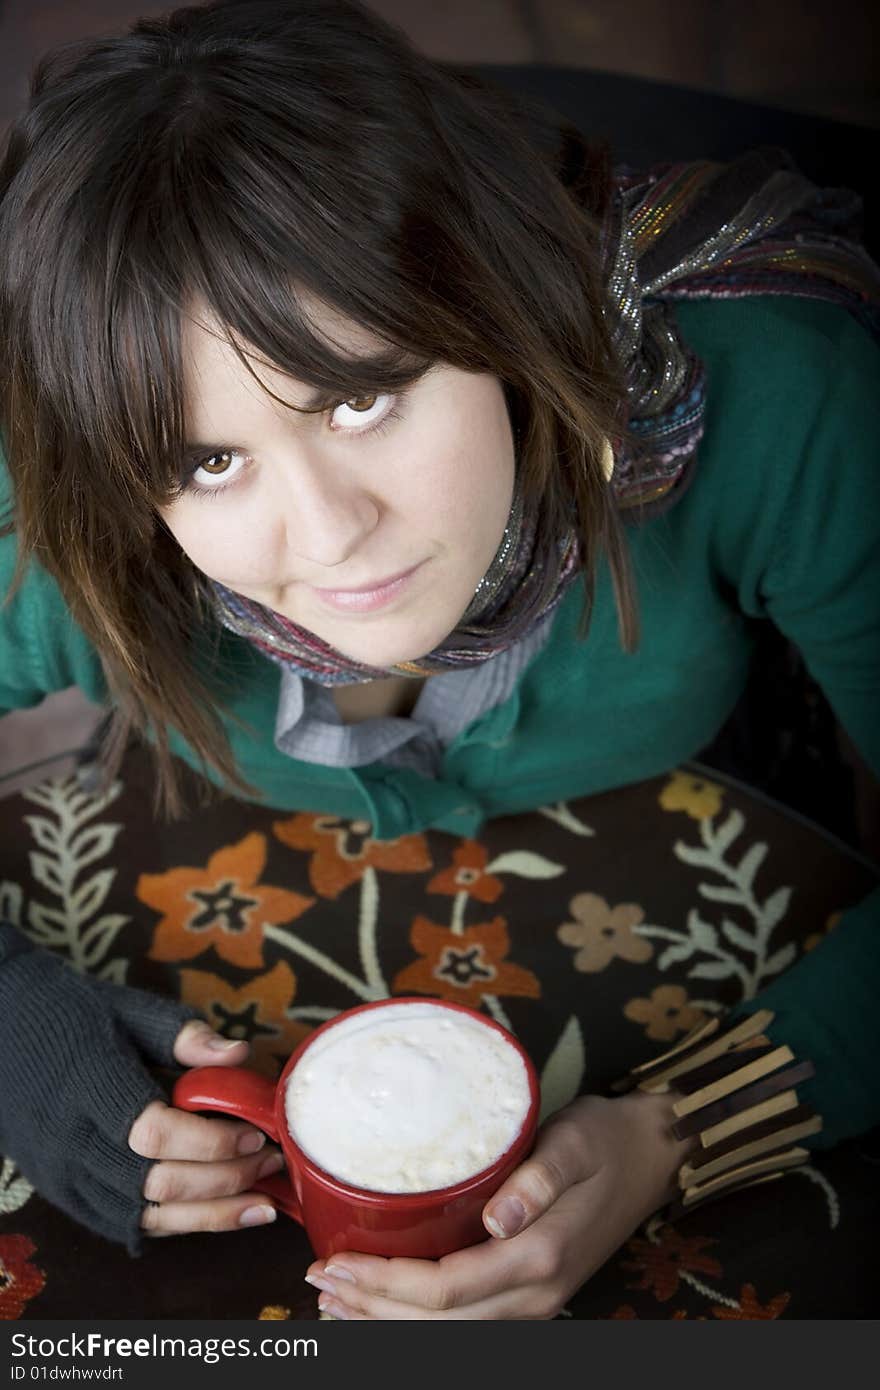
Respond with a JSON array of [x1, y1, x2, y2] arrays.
[[158, 305, 516, 669]]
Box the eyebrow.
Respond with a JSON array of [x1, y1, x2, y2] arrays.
[[183, 384, 340, 454], [182, 355, 433, 456]]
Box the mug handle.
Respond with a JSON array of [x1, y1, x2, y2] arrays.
[[172, 1066, 304, 1225]]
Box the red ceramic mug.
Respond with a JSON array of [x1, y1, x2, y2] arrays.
[[172, 997, 540, 1261]]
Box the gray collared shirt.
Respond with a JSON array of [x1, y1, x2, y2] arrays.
[[274, 614, 555, 779]]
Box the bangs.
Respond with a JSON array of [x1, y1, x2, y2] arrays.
[[115, 274, 435, 508], [94, 128, 440, 505], [5, 45, 456, 509]]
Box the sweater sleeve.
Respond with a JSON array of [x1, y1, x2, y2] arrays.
[[0, 449, 108, 713], [725, 301, 880, 1147], [0, 922, 201, 1253]]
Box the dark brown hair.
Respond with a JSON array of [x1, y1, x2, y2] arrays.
[[0, 0, 636, 814]]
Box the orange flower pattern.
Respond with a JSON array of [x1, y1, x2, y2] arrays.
[[712, 1284, 791, 1319], [273, 813, 432, 898], [557, 893, 654, 973], [621, 1229, 722, 1303], [0, 1234, 46, 1319], [139, 833, 314, 969], [393, 915, 540, 1007], [624, 984, 707, 1042], [179, 961, 311, 1077], [2, 743, 866, 1319], [659, 772, 724, 821], [427, 840, 503, 903]]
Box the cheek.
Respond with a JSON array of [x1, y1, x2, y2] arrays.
[[403, 393, 513, 542], [159, 503, 282, 587]]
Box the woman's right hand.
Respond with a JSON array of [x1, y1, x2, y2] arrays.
[[0, 923, 282, 1252], [130, 1020, 283, 1237]]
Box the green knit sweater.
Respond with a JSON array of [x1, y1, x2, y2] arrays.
[[2, 295, 879, 1145]]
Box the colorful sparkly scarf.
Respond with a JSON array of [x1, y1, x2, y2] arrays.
[[213, 145, 880, 685]]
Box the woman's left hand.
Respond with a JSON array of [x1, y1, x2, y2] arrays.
[[304, 1090, 692, 1319]]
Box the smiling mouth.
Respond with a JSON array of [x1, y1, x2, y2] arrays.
[[311, 563, 421, 596], [309, 561, 426, 613]]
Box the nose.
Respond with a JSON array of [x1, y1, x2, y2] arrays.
[[277, 451, 380, 571]]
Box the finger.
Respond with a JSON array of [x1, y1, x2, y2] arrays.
[[309, 1205, 581, 1321], [313, 1277, 552, 1321], [86, 979, 206, 1068], [129, 1099, 266, 1162], [314, 1289, 542, 1321], [305, 1236, 522, 1314], [312, 1277, 508, 1321], [141, 1191, 277, 1237], [482, 1110, 596, 1239], [173, 1019, 250, 1068], [143, 1146, 285, 1205]]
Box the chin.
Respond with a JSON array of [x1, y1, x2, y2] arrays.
[[328, 616, 457, 670], [333, 641, 433, 670]]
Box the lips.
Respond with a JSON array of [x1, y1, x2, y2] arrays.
[[309, 561, 425, 614], [311, 563, 420, 596]]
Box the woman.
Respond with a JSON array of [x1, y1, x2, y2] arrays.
[[0, 0, 878, 1319]]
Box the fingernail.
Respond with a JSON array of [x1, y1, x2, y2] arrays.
[[257, 1151, 285, 1179], [239, 1204, 276, 1227], [318, 1297, 349, 1320], [238, 1131, 266, 1155], [205, 1033, 245, 1051], [485, 1196, 525, 1238], [324, 1264, 356, 1284], [304, 1275, 336, 1294]]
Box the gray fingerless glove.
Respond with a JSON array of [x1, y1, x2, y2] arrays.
[[0, 921, 201, 1255]]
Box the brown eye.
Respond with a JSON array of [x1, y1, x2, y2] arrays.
[[201, 451, 234, 474], [329, 393, 392, 432], [187, 448, 248, 493]]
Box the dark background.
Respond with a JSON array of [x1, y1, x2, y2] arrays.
[[1, 0, 878, 136]]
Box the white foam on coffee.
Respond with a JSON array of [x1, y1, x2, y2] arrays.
[[284, 1002, 531, 1193]]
